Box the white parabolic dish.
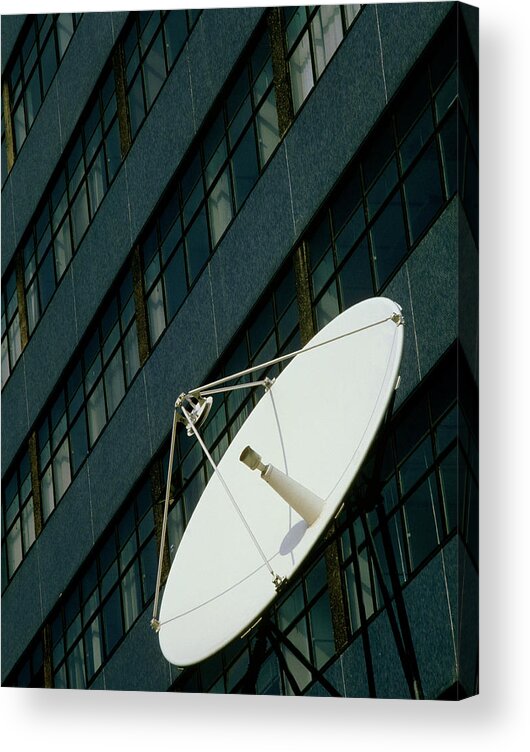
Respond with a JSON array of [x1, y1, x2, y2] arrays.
[[159, 297, 404, 667]]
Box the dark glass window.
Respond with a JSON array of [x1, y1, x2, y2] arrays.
[[5, 14, 82, 166], [1, 267, 22, 388], [370, 191, 407, 288], [304, 28, 477, 318], [284, 5, 362, 113], [1, 112, 8, 180], [141, 25, 279, 347], [7, 10, 201, 360], [124, 10, 200, 140], [22, 67, 119, 338], [338, 238, 373, 309], [48, 479, 156, 687], [439, 107, 458, 198], [3, 633, 45, 688], [339, 344, 478, 650], [36, 270, 139, 525], [1, 450, 35, 590], [404, 140, 444, 243]]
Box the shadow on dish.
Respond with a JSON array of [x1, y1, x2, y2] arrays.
[[279, 520, 307, 555]]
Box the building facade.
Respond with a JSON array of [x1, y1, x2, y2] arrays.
[[1, 3, 478, 698]]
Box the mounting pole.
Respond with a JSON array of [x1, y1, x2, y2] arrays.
[[151, 403, 181, 632]]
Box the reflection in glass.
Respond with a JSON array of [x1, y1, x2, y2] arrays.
[[54, 217, 72, 280], [232, 125, 259, 210], [71, 183, 90, 248], [122, 561, 142, 631], [7, 520, 23, 576], [312, 6, 343, 77], [283, 620, 312, 694], [290, 31, 313, 112], [315, 283, 339, 330], [339, 239, 373, 308], [87, 380, 106, 446], [105, 349, 125, 417], [309, 591, 334, 669], [185, 208, 209, 283], [41, 465, 55, 521], [84, 617, 103, 678], [208, 168, 233, 246], [143, 32, 165, 108], [256, 91, 279, 167], [404, 140, 443, 243], [399, 435, 434, 495], [53, 436, 72, 501], [21, 497, 36, 551], [67, 641, 86, 688], [147, 281, 166, 345], [370, 191, 407, 289], [404, 476, 440, 570]]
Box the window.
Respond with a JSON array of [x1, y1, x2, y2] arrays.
[[9, 10, 202, 357], [5, 12, 477, 696], [23, 67, 120, 338], [124, 10, 200, 139], [3, 633, 45, 688], [36, 271, 139, 523], [5, 14, 82, 167], [1, 451, 36, 589], [339, 344, 478, 644], [305, 29, 477, 327], [1, 112, 8, 180], [284, 5, 361, 113], [49, 478, 156, 688], [1, 267, 22, 388], [275, 557, 333, 693], [142, 25, 279, 347]]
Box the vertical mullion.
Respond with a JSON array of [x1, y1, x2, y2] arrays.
[[293, 241, 314, 347], [307, 9, 319, 93], [323, 530, 349, 653], [350, 523, 377, 696], [266, 7, 294, 137], [131, 245, 150, 365], [293, 236, 350, 654], [341, 4, 348, 36], [28, 431, 43, 538], [150, 459, 171, 587], [2, 80, 16, 172], [293, 211, 359, 656], [42, 623, 53, 688], [15, 248, 29, 349], [112, 41, 132, 158]]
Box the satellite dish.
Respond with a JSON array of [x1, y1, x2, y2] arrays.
[[155, 297, 404, 667]]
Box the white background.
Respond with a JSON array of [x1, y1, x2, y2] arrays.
[[1, 0, 529, 749]]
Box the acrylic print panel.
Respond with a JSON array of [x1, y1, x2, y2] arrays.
[[158, 298, 404, 667], [1, 2, 477, 700]]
